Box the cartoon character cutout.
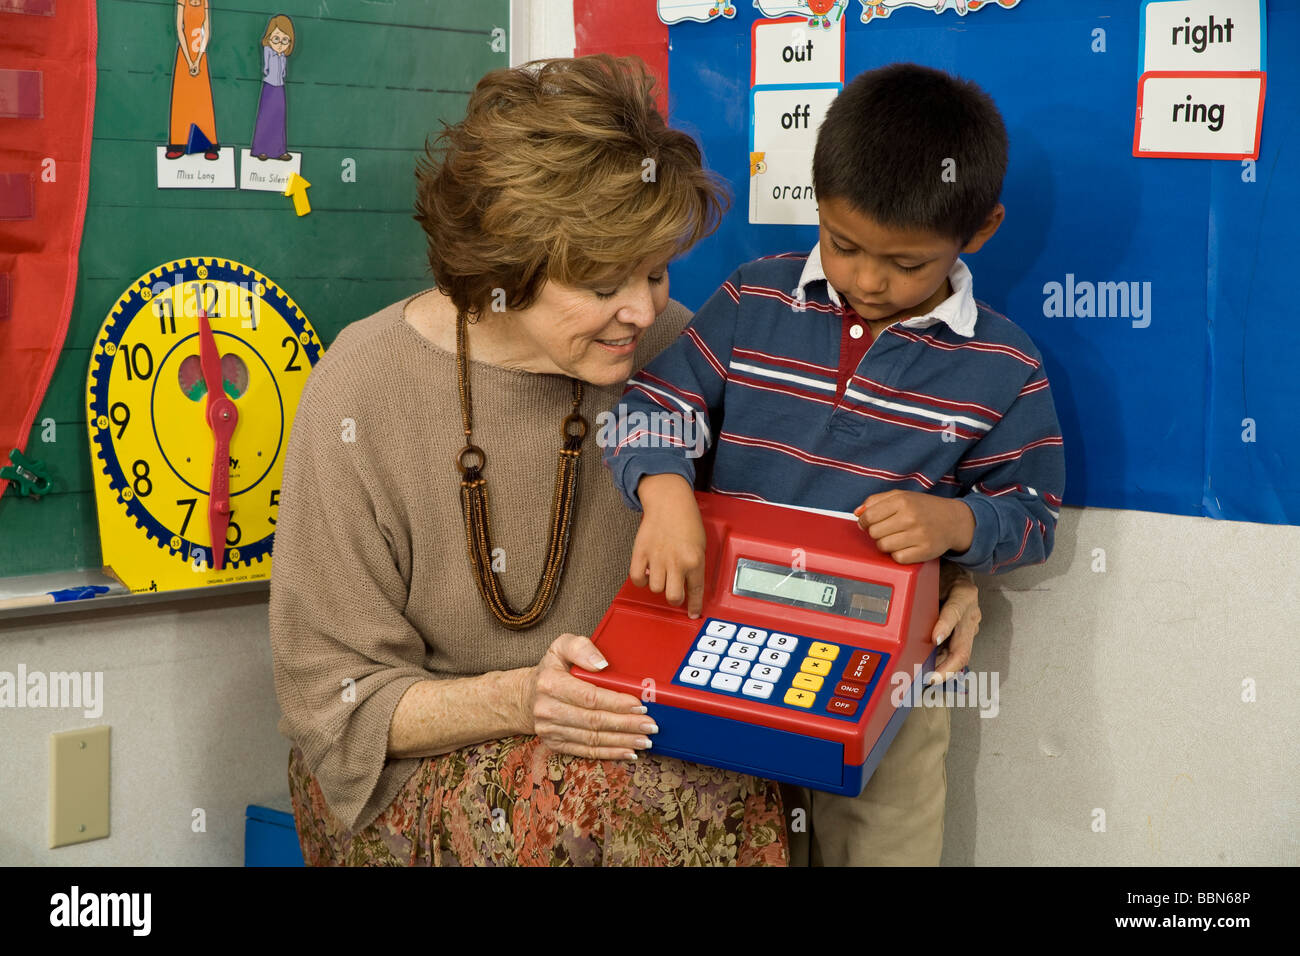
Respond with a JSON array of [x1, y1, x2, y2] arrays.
[[250, 15, 295, 161], [658, 1, 737, 24], [807, 0, 847, 28], [860, 0, 1020, 21], [167, 0, 219, 159]]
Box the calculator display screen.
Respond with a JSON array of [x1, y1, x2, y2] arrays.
[[736, 565, 836, 607], [732, 558, 892, 624]]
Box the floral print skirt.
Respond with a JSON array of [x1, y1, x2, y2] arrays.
[[287, 735, 788, 866]]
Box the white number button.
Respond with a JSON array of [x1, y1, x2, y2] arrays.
[[688, 651, 720, 669], [679, 667, 710, 686], [705, 621, 737, 638], [697, 636, 729, 654], [710, 673, 742, 692], [767, 633, 799, 651], [727, 643, 758, 661], [720, 657, 751, 677], [760, 649, 790, 668], [742, 679, 774, 699], [752, 664, 782, 682], [736, 627, 768, 645]]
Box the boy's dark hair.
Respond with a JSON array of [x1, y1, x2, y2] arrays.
[[812, 62, 1008, 246]]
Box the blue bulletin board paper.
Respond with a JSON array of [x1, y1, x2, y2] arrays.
[[664, 0, 1298, 527]]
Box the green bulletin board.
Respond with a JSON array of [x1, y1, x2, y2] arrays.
[[0, 0, 509, 581]]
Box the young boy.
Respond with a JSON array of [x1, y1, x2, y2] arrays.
[[601, 63, 1065, 865]]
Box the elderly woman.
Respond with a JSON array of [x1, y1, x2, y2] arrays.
[[269, 55, 981, 866]]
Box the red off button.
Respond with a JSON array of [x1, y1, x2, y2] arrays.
[[826, 696, 859, 717], [843, 650, 879, 684], [834, 679, 866, 700]]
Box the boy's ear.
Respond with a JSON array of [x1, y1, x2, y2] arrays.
[[961, 203, 1005, 254]]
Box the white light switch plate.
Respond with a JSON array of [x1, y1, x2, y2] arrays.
[[49, 725, 110, 848]]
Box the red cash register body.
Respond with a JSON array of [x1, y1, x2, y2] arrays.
[[574, 492, 940, 795]]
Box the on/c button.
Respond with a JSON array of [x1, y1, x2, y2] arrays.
[[834, 679, 866, 700]]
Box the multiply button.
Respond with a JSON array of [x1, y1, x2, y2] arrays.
[[843, 650, 880, 684], [799, 657, 831, 677], [808, 642, 839, 661], [826, 696, 859, 717]]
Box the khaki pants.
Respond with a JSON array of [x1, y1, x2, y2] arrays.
[[783, 701, 950, 866]]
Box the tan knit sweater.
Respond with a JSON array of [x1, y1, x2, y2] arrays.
[[269, 290, 693, 832]]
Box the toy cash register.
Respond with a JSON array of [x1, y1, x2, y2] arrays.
[[574, 492, 939, 795]]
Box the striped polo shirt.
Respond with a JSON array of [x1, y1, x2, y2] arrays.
[[601, 246, 1066, 574]]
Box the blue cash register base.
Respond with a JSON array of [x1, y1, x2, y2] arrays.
[[574, 492, 939, 796]]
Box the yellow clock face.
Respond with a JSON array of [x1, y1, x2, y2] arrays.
[[85, 258, 322, 592]]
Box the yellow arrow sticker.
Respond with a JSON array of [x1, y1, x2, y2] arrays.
[[283, 172, 312, 217]]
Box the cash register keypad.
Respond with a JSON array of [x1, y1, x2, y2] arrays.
[[673, 618, 884, 721]]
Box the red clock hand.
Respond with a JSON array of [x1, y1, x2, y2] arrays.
[[198, 308, 238, 571]]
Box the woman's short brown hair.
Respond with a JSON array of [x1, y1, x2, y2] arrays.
[[261, 14, 294, 54], [414, 55, 728, 318]]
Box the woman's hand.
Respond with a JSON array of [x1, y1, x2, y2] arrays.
[[929, 562, 982, 684], [630, 473, 707, 618], [517, 633, 658, 761]]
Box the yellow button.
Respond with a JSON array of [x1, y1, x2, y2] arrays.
[[808, 642, 840, 662], [800, 657, 832, 676], [783, 688, 815, 708], [792, 673, 824, 692]]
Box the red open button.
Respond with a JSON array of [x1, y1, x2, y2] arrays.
[[843, 650, 879, 684], [826, 696, 859, 717]]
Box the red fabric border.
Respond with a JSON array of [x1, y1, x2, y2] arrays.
[[573, 0, 669, 116], [0, 2, 98, 497]]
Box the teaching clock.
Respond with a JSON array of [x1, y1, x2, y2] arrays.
[[85, 257, 322, 593]]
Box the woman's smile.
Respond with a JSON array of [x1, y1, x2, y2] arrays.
[[594, 332, 639, 355]]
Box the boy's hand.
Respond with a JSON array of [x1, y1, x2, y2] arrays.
[[630, 474, 707, 618], [854, 491, 975, 564]]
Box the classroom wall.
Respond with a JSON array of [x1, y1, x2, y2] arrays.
[[1, 1, 1294, 867], [0, 592, 279, 865]]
